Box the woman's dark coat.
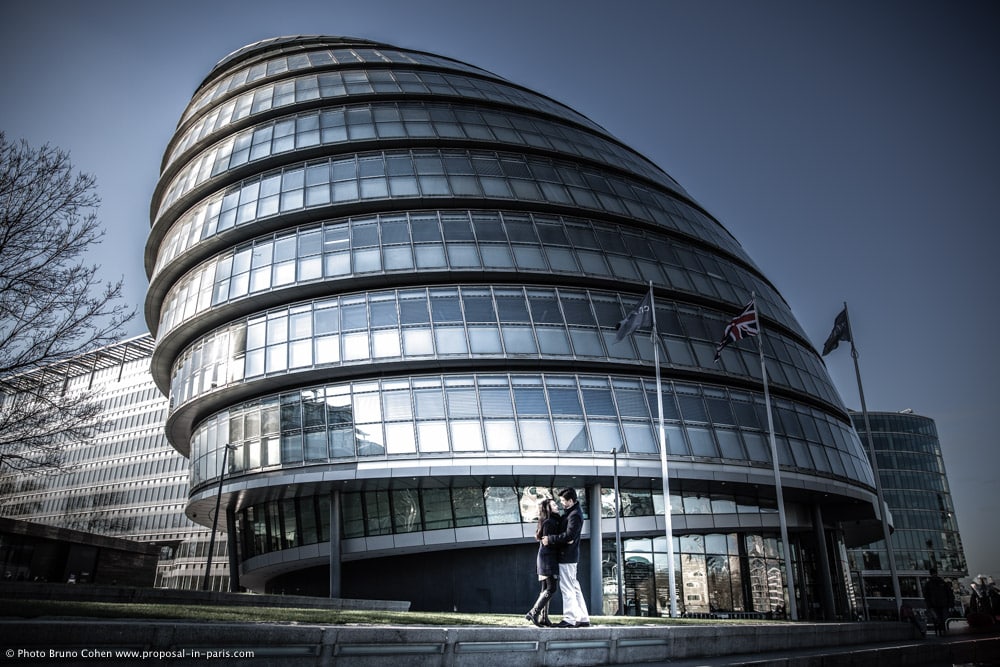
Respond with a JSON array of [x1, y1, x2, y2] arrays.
[[536, 515, 561, 577]]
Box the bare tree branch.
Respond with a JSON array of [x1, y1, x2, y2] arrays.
[[0, 132, 135, 475]]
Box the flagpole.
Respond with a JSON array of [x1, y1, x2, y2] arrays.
[[754, 292, 798, 621], [649, 281, 678, 618], [844, 302, 903, 617], [612, 447, 625, 615]]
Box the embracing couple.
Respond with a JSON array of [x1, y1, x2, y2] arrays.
[[525, 487, 591, 628]]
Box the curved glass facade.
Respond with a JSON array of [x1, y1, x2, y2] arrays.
[[148, 36, 879, 616]]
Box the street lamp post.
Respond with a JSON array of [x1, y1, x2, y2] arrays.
[[202, 444, 236, 592]]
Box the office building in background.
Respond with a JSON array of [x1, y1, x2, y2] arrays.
[[0, 335, 226, 590], [848, 410, 967, 618]]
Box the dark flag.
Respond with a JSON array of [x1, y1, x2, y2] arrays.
[[615, 289, 653, 342], [822, 307, 852, 356], [714, 299, 758, 361]]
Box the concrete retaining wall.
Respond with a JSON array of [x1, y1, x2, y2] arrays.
[[2, 619, 974, 667]]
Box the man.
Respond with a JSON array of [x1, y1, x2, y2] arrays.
[[922, 568, 954, 636], [542, 487, 590, 627]]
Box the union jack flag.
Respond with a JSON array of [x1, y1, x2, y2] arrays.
[[714, 299, 759, 361]]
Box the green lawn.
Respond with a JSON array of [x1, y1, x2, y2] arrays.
[[3, 599, 764, 627]]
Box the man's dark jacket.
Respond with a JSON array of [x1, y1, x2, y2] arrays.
[[549, 503, 583, 564]]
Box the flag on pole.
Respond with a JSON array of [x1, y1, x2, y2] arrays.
[[822, 307, 851, 356], [714, 299, 758, 361], [615, 288, 653, 342]]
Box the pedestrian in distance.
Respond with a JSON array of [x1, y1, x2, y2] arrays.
[[542, 487, 590, 627], [525, 498, 560, 627], [922, 568, 955, 636]]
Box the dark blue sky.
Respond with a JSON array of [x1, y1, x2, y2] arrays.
[[2, 0, 997, 581]]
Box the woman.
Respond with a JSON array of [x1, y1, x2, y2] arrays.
[[525, 497, 560, 627]]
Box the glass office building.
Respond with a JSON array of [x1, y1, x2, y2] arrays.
[[0, 335, 227, 590], [848, 410, 966, 617], [146, 36, 883, 616]]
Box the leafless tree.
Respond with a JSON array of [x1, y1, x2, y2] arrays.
[[0, 132, 134, 474]]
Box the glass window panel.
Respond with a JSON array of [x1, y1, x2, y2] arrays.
[[304, 430, 327, 461], [329, 427, 355, 458], [430, 292, 462, 322], [468, 326, 502, 353], [363, 490, 391, 535], [399, 293, 430, 324], [356, 423, 385, 456], [402, 328, 434, 356], [423, 489, 454, 530], [324, 251, 350, 276], [536, 328, 571, 354], [484, 420, 519, 451], [496, 293, 529, 322], [417, 421, 449, 452], [392, 489, 421, 533], [706, 398, 736, 426], [453, 487, 486, 526], [289, 339, 312, 367], [447, 388, 480, 418], [790, 438, 814, 468], [480, 245, 514, 268], [447, 244, 480, 267], [435, 327, 468, 354], [265, 343, 288, 372], [353, 392, 381, 423], [385, 422, 416, 454], [528, 293, 562, 324], [555, 421, 590, 452], [281, 433, 303, 463], [588, 421, 623, 453], [581, 387, 616, 416], [383, 391, 413, 420], [372, 330, 401, 358], [513, 246, 547, 269], [561, 298, 596, 326], [383, 245, 414, 270], [687, 427, 719, 457], [716, 430, 746, 460], [678, 395, 709, 423], [480, 387, 514, 417], [442, 216, 474, 240], [485, 486, 521, 523], [614, 386, 648, 419], [414, 388, 445, 419], [343, 332, 370, 360], [623, 423, 656, 454], [369, 299, 399, 327], [314, 335, 339, 364], [341, 302, 368, 330], [732, 401, 760, 429], [548, 387, 583, 416], [450, 421, 485, 452], [743, 432, 771, 462], [415, 244, 446, 268], [519, 420, 554, 451], [514, 386, 547, 415], [501, 327, 537, 353], [570, 329, 604, 357], [545, 247, 578, 271]]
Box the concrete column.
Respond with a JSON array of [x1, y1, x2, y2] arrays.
[[225, 505, 240, 592], [329, 489, 342, 598], [812, 503, 837, 620], [588, 483, 603, 616]]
